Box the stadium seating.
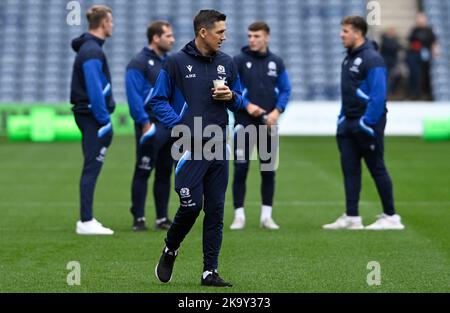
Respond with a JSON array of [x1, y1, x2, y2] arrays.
[[0, 0, 401, 103], [422, 0, 450, 101]]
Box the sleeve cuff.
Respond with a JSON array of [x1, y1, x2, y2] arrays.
[[97, 116, 111, 126]]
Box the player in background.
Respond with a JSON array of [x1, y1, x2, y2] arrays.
[[70, 5, 115, 235], [323, 16, 405, 230], [125, 21, 175, 231], [230, 21, 291, 230]]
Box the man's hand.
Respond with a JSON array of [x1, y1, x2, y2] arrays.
[[359, 117, 375, 138], [266, 108, 281, 127], [246, 103, 266, 117], [212, 85, 233, 101], [142, 122, 152, 134]]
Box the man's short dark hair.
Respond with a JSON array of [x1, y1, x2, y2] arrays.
[[147, 20, 171, 43], [86, 5, 112, 30], [341, 15, 368, 36], [193, 9, 226, 36], [248, 21, 270, 34]]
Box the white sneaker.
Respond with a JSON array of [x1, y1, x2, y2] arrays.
[[365, 214, 405, 230], [260, 217, 279, 230], [76, 218, 114, 235], [230, 217, 245, 230], [322, 214, 364, 230]]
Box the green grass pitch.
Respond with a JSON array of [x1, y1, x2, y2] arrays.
[[0, 136, 449, 292]]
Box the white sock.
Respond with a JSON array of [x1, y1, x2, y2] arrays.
[[261, 205, 272, 221], [202, 270, 214, 279], [235, 207, 245, 219]]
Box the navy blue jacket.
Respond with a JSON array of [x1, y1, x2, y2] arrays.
[[340, 39, 387, 125], [70, 33, 115, 125], [233, 46, 291, 125], [125, 47, 166, 125], [146, 40, 244, 138]]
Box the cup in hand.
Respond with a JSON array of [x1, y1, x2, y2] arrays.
[[213, 79, 226, 89]]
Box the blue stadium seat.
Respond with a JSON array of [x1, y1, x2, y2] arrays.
[[0, 0, 375, 102]]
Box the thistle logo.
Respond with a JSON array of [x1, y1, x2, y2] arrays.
[[217, 65, 226, 75], [267, 61, 277, 77], [180, 188, 190, 198], [350, 57, 363, 73], [268, 61, 277, 70]]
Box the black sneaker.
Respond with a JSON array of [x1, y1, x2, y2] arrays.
[[155, 246, 177, 283], [201, 270, 233, 287], [155, 217, 172, 230], [133, 218, 148, 231]]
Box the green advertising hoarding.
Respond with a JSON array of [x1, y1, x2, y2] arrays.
[[0, 104, 135, 141]]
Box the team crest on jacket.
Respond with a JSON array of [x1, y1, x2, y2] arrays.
[[217, 65, 226, 75], [246, 61, 252, 69], [267, 61, 277, 77], [350, 57, 363, 73], [148, 59, 154, 66], [180, 188, 190, 198]]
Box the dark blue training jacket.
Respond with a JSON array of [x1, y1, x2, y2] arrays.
[[70, 33, 115, 125], [145, 40, 245, 139], [233, 46, 291, 125], [340, 39, 387, 125], [125, 47, 166, 125]]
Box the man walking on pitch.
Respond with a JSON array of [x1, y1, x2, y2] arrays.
[[146, 10, 245, 286], [125, 21, 175, 231], [230, 21, 291, 230], [70, 5, 115, 235], [323, 16, 405, 230]]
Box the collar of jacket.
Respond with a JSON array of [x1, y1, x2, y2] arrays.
[[347, 38, 374, 56], [71, 32, 105, 52], [182, 40, 218, 63], [88, 33, 106, 47], [143, 47, 167, 61], [241, 45, 270, 58]]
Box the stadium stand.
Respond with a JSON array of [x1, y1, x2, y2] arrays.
[[1, 0, 447, 102], [422, 0, 450, 101], [0, 0, 368, 103]]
